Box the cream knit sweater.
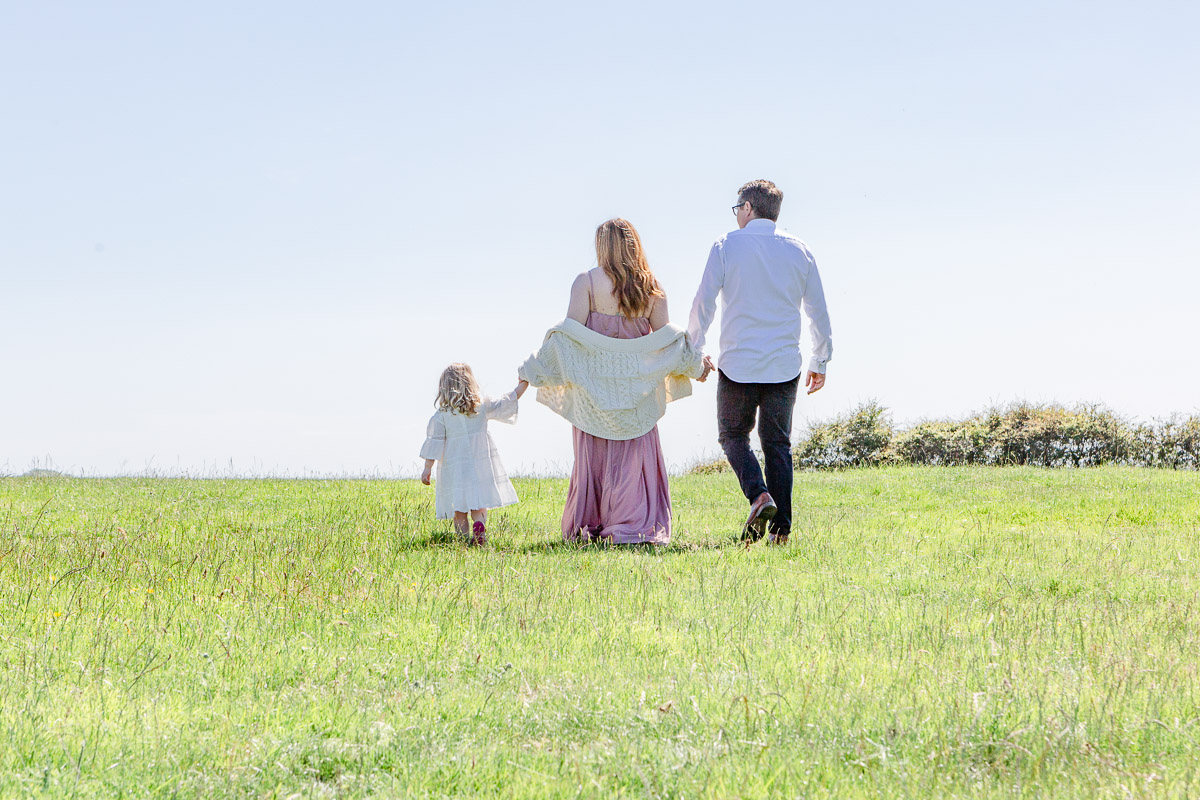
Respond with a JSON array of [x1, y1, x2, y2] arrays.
[[518, 319, 705, 440]]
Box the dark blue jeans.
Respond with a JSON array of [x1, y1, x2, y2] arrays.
[[716, 370, 800, 536]]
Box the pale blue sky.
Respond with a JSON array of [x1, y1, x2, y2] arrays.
[[3, 1, 1197, 476]]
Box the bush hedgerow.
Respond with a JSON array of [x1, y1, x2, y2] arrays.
[[687, 402, 1200, 473]]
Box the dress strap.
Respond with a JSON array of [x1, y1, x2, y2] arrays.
[[587, 271, 595, 312]]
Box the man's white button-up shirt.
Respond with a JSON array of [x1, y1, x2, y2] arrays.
[[687, 218, 833, 384]]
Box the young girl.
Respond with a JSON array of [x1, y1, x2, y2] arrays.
[[420, 363, 528, 545]]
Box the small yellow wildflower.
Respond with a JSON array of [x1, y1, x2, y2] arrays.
[[53, 611, 62, 618]]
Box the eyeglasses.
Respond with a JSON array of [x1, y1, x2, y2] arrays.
[[731, 201, 746, 215]]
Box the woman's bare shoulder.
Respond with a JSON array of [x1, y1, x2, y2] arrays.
[[569, 272, 592, 300]]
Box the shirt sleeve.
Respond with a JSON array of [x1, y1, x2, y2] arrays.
[[801, 257, 833, 374], [419, 413, 446, 460], [686, 241, 725, 353], [482, 391, 519, 425]]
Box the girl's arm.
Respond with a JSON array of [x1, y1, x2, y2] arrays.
[[421, 458, 435, 485]]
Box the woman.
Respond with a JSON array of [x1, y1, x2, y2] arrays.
[[520, 218, 711, 544]]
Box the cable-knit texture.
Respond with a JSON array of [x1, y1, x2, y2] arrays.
[[518, 320, 704, 441]]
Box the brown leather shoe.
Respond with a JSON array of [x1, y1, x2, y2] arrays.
[[742, 492, 777, 542]]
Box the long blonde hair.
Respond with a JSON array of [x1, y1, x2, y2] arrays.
[[436, 363, 481, 415], [595, 218, 663, 318]]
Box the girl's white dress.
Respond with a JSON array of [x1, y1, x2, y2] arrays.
[[420, 392, 519, 518]]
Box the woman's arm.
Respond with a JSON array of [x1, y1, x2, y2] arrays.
[[515, 379, 529, 399], [648, 293, 669, 331], [566, 272, 591, 324]]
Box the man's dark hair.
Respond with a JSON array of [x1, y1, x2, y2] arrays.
[[738, 179, 783, 221]]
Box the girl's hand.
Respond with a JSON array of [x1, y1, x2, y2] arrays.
[[420, 468, 432, 485]]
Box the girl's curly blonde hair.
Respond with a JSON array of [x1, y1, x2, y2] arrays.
[[436, 363, 481, 416]]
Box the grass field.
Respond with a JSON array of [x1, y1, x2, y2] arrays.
[[2, 467, 1199, 798]]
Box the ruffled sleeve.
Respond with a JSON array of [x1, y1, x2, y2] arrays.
[[481, 391, 519, 425], [419, 412, 446, 460]]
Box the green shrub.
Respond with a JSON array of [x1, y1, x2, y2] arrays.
[[889, 418, 991, 466], [792, 401, 893, 469], [857, 402, 1136, 469], [687, 456, 731, 474], [974, 403, 1133, 467], [685, 402, 1197, 474], [1131, 415, 1200, 470]]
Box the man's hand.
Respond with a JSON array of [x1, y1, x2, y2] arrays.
[[805, 371, 826, 395], [697, 354, 716, 383], [420, 468, 432, 486]]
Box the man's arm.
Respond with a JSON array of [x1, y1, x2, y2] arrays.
[[801, 255, 832, 394], [687, 242, 725, 353]]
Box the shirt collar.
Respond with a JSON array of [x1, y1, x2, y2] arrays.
[[743, 218, 777, 234]]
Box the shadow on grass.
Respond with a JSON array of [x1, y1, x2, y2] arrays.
[[511, 538, 738, 555], [390, 529, 742, 555]]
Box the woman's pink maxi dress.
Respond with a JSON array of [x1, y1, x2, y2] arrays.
[[561, 310, 672, 544]]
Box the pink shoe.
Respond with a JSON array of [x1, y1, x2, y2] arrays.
[[471, 521, 487, 546]]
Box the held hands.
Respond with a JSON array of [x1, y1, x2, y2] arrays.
[[697, 354, 716, 383], [805, 370, 826, 395]]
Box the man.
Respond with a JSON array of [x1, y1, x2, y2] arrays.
[[687, 179, 833, 545]]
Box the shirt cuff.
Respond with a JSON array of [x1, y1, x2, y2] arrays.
[[808, 360, 828, 375]]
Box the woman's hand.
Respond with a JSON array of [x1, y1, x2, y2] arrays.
[[697, 354, 715, 382]]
